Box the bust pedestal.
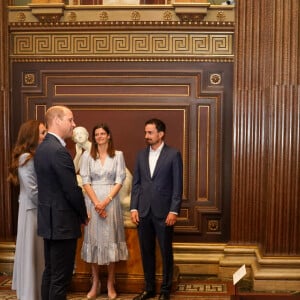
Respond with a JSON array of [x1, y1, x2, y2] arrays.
[[71, 227, 179, 293]]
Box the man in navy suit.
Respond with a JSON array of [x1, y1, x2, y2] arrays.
[[34, 105, 88, 300], [130, 118, 183, 300]]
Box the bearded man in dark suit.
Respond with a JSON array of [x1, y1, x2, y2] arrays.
[[130, 118, 183, 300], [34, 105, 88, 300]]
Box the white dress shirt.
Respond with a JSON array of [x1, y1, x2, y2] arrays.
[[149, 142, 164, 177]]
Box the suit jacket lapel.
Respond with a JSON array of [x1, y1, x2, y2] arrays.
[[144, 147, 152, 179], [151, 144, 167, 179]]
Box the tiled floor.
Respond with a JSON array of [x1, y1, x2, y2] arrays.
[[0, 292, 233, 300], [1, 275, 299, 300], [0, 276, 233, 299]]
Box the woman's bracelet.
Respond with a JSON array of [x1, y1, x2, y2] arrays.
[[108, 195, 113, 201]]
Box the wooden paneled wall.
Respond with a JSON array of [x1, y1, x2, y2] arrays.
[[1, 4, 235, 255], [10, 61, 233, 243], [1, 1, 300, 290], [231, 0, 300, 255], [3, 1, 299, 257]]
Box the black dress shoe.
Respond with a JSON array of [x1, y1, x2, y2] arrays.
[[158, 292, 170, 300], [133, 291, 156, 300]]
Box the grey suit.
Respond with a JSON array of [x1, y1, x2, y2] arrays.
[[34, 133, 88, 300], [130, 144, 183, 294]]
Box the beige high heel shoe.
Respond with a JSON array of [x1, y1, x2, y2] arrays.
[[87, 281, 101, 300], [108, 290, 117, 300]]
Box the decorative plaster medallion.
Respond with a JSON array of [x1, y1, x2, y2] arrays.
[[17, 12, 26, 22], [208, 220, 219, 232], [24, 73, 36, 85], [163, 10, 173, 21], [67, 11, 77, 22], [131, 10, 141, 21], [210, 73, 222, 85], [99, 11, 109, 21], [216, 10, 226, 22]]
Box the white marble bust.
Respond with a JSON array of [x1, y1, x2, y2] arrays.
[[72, 126, 92, 174]]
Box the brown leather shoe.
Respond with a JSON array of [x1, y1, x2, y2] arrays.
[[133, 291, 156, 300]]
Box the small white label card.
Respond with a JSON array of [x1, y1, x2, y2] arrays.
[[233, 264, 247, 285]]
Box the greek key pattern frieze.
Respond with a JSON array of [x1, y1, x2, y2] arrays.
[[12, 32, 233, 57]]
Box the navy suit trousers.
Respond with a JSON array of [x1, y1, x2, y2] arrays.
[[137, 211, 174, 293], [41, 238, 77, 300]]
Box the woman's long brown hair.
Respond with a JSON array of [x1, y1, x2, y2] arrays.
[[7, 120, 41, 185], [90, 123, 115, 160]]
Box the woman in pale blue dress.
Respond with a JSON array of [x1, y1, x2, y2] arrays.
[[80, 123, 128, 300], [8, 120, 47, 300]]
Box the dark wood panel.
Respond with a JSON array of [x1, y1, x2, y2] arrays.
[[9, 61, 233, 243], [197, 106, 209, 200], [68, 107, 186, 176], [55, 84, 189, 96]]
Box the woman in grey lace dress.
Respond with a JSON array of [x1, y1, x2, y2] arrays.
[[80, 123, 128, 300], [8, 120, 47, 300]]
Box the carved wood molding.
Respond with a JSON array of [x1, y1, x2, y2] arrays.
[[8, 3, 235, 24], [28, 3, 65, 23], [10, 31, 233, 62], [173, 3, 210, 22]]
